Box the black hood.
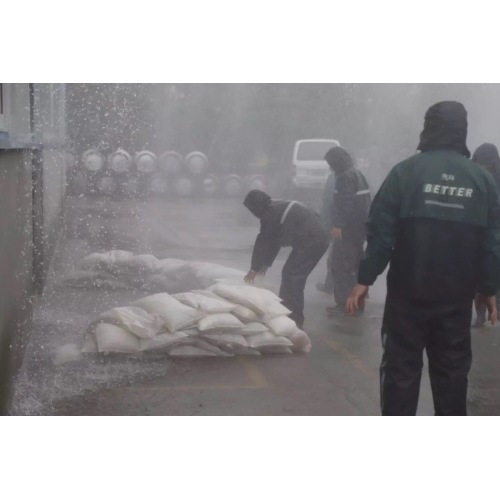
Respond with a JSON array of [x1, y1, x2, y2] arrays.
[[472, 143, 500, 173], [243, 189, 272, 218], [324, 146, 354, 173], [417, 101, 471, 158]]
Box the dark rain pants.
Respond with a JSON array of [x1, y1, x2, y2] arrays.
[[280, 237, 329, 327], [380, 293, 473, 416], [331, 233, 365, 307]]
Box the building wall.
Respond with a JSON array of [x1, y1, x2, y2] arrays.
[[0, 150, 35, 413], [35, 84, 67, 283], [0, 83, 67, 413]]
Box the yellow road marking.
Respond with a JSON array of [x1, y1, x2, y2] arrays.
[[126, 385, 263, 391], [237, 357, 269, 388], [124, 357, 269, 391], [320, 336, 377, 378]]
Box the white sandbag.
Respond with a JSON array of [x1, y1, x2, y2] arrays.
[[288, 329, 312, 354], [198, 313, 244, 331], [231, 305, 261, 323], [251, 286, 283, 303], [120, 254, 160, 274], [246, 331, 294, 349], [212, 281, 282, 303], [182, 328, 202, 336], [265, 301, 292, 319], [211, 284, 268, 316], [133, 293, 204, 332], [95, 323, 141, 353], [238, 322, 269, 335], [54, 343, 82, 364], [173, 292, 236, 314], [258, 346, 294, 355], [266, 316, 299, 337], [200, 333, 259, 356], [81, 333, 98, 353], [200, 332, 248, 347], [157, 258, 190, 274], [98, 306, 163, 339], [229, 345, 261, 356], [81, 250, 133, 270], [168, 345, 218, 357], [167, 338, 230, 357], [140, 331, 188, 351], [211, 278, 245, 286], [190, 262, 246, 287]]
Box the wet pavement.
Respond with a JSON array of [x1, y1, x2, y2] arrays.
[[10, 195, 500, 415]]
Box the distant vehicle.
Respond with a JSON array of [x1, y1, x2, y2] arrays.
[[291, 139, 340, 190]]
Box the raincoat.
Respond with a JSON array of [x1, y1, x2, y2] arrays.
[[325, 147, 371, 307], [357, 101, 500, 415], [244, 190, 329, 327]]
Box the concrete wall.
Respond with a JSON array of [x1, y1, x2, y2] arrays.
[[0, 83, 67, 413], [0, 150, 35, 413]]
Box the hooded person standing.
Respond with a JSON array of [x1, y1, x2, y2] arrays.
[[472, 143, 500, 327], [325, 146, 371, 312], [347, 101, 500, 416], [243, 190, 329, 328]]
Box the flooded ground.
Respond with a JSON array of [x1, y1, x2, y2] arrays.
[[10, 196, 500, 415]]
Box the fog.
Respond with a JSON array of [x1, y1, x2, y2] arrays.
[[10, 83, 500, 416], [66, 83, 500, 194]]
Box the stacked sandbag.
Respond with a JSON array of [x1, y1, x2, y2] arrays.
[[70, 251, 246, 292], [75, 285, 311, 361]]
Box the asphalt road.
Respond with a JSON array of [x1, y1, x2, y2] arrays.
[[10, 195, 500, 415]]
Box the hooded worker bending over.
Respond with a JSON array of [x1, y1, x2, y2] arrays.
[[243, 190, 329, 328]]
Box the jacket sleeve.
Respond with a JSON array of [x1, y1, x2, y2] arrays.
[[357, 167, 401, 286], [250, 221, 281, 272], [478, 178, 500, 296], [331, 171, 357, 229]]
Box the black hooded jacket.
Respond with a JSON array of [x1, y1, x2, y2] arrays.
[[325, 146, 371, 239], [472, 143, 500, 193], [417, 101, 471, 158], [358, 101, 500, 301], [244, 190, 328, 272]]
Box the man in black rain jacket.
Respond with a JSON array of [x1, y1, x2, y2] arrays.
[[472, 143, 500, 327], [326, 146, 371, 311], [347, 101, 500, 416], [243, 190, 329, 328]]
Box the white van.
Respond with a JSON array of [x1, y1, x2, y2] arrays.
[[291, 139, 340, 189]]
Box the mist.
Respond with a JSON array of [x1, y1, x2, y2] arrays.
[[66, 83, 500, 192], [6, 82, 500, 418]]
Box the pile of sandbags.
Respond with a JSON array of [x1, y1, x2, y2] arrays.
[[79, 284, 311, 358], [66, 250, 246, 292]]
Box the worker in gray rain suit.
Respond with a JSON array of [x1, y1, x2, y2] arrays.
[[243, 190, 329, 328], [326, 146, 371, 312], [471, 143, 500, 327]]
